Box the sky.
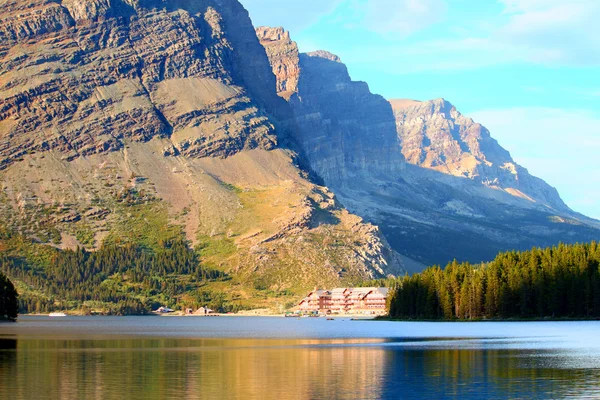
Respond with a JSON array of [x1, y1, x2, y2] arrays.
[[240, 0, 600, 219]]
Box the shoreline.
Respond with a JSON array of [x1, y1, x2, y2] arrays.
[[376, 316, 600, 322], [18, 313, 379, 319], [20, 313, 600, 322]]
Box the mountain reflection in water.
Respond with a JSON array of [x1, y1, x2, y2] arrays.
[[1, 318, 600, 399]]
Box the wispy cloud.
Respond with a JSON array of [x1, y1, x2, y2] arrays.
[[242, 0, 600, 69], [240, 0, 343, 32], [349, 0, 447, 37], [497, 0, 600, 65], [341, 0, 600, 74], [241, 0, 448, 38]]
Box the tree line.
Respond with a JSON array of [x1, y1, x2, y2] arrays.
[[0, 239, 228, 315], [388, 242, 600, 320], [0, 271, 18, 321]]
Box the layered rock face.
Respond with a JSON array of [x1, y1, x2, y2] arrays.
[[254, 26, 299, 98], [392, 98, 568, 211], [258, 26, 600, 267], [0, 0, 290, 169], [0, 0, 407, 300], [256, 27, 404, 185]]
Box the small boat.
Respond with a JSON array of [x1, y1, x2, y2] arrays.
[[49, 312, 67, 317], [327, 318, 334, 321], [153, 306, 175, 314]]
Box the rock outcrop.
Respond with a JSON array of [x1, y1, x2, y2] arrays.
[[255, 26, 299, 98], [258, 26, 600, 267], [0, 0, 407, 306], [256, 27, 404, 184], [0, 0, 290, 170], [392, 98, 568, 211]]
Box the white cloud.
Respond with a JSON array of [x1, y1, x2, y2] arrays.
[[241, 0, 447, 38], [351, 0, 447, 37], [497, 0, 600, 65], [241, 0, 600, 69], [347, 0, 600, 73], [240, 0, 342, 32], [401, 0, 600, 69], [470, 107, 600, 218], [499, 0, 591, 13]]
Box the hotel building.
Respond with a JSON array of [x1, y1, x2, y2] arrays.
[[298, 287, 389, 314]]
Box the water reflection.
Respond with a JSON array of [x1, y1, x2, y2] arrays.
[[0, 338, 388, 400], [1, 337, 600, 400], [380, 347, 600, 399]]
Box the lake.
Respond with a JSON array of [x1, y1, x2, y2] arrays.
[[1, 317, 599, 399]]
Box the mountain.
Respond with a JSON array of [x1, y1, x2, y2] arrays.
[[0, 0, 406, 312], [391, 98, 567, 211], [1, 1, 597, 314], [257, 26, 600, 268], [256, 27, 403, 185]]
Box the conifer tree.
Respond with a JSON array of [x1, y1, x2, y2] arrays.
[[388, 242, 600, 320], [0, 271, 18, 322]]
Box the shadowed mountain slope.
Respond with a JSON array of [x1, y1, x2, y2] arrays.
[[0, 1, 408, 312], [257, 26, 600, 267]]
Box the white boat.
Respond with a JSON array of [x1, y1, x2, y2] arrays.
[[48, 312, 67, 317], [153, 306, 174, 314]]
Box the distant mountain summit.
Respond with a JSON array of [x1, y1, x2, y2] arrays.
[[391, 98, 568, 212], [257, 26, 600, 267], [256, 26, 404, 185]]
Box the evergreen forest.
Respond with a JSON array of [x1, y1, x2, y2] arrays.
[[0, 239, 229, 315], [388, 242, 600, 320]]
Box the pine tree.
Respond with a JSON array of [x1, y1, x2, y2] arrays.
[[388, 242, 600, 320], [0, 271, 18, 322]]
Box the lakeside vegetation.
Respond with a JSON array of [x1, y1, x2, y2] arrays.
[[0, 239, 236, 315], [388, 242, 600, 320], [0, 271, 18, 321]]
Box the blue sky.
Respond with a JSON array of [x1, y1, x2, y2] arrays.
[[240, 0, 600, 219]]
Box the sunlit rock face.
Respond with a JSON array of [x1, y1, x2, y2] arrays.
[[255, 26, 300, 97], [0, 0, 294, 168], [258, 26, 600, 267], [0, 0, 408, 291], [392, 98, 568, 212]]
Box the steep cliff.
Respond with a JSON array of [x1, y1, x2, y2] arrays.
[[256, 27, 405, 184], [392, 98, 568, 211], [258, 26, 600, 267], [0, 0, 406, 312], [0, 0, 290, 167], [254, 26, 299, 98]]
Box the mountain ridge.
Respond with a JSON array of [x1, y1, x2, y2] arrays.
[[0, 2, 597, 314], [0, 0, 408, 313], [256, 26, 600, 267], [390, 97, 570, 213]]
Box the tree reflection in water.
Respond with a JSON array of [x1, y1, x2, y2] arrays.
[[1, 338, 600, 399]]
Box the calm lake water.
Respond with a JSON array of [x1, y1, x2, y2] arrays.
[[1, 317, 600, 399]]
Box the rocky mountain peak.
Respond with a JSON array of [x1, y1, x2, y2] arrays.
[[255, 26, 290, 42], [257, 27, 600, 267], [257, 26, 404, 184], [0, 0, 291, 169], [391, 97, 568, 211], [0, 0, 408, 305], [305, 50, 342, 63], [255, 26, 299, 97], [388, 99, 422, 110]]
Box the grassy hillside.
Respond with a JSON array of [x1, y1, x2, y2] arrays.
[[0, 141, 403, 314]]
